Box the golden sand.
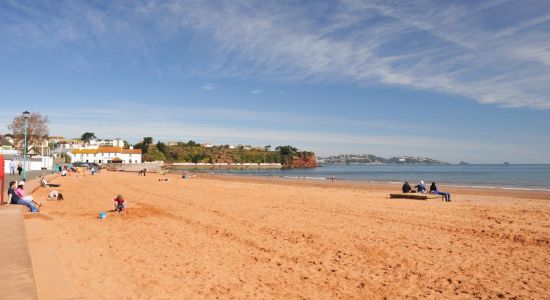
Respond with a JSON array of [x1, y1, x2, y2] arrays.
[[24, 171, 550, 299]]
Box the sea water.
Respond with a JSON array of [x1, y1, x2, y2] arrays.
[[209, 164, 550, 191]]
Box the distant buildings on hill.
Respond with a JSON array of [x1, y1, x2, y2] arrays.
[[53, 137, 124, 152], [317, 154, 449, 165]]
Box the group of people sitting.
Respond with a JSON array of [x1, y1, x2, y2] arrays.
[[57, 164, 98, 177], [402, 180, 451, 202], [7, 179, 65, 213], [7, 181, 41, 212]]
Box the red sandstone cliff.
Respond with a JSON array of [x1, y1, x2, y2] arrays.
[[287, 154, 317, 168]]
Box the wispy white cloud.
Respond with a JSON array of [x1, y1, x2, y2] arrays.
[[201, 83, 216, 90], [151, 0, 550, 109], [250, 89, 262, 94], [2, 0, 550, 109]]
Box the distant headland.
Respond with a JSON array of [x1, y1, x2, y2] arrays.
[[317, 154, 449, 165]]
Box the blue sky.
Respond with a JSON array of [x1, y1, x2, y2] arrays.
[[1, 0, 550, 163]]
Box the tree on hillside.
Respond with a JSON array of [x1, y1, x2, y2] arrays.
[[135, 137, 153, 154], [7, 112, 49, 154], [143, 137, 153, 145], [187, 140, 197, 147], [81, 132, 96, 144], [275, 145, 298, 156], [156, 141, 169, 156], [143, 144, 165, 162], [264, 145, 272, 151]]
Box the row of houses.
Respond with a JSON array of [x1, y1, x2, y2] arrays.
[[67, 146, 142, 164], [54, 137, 142, 164], [1, 135, 143, 173]]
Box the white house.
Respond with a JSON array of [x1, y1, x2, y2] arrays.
[[68, 146, 142, 164], [88, 138, 124, 148]]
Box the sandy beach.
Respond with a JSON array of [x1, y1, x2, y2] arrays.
[[23, 171, 550, 299]]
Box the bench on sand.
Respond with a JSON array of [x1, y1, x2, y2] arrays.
[[390, 193, 444, 200]]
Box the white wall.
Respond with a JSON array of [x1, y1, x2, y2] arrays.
[[68, 151, 141, 164], [3, 156, 53, 173]]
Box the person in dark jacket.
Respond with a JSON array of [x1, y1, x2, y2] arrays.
[[402, 181, 412, 193], [430, 182, 451, 202], [7, 181, 39, 212]]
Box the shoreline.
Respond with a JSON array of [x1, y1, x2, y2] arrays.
[[178, 172, 550, 201], [185, 170, 550, 195]]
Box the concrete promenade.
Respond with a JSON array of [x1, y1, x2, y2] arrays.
[[1, 173, 78, 299], [0, 206, 38, 300]]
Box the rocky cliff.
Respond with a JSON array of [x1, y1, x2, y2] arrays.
[[286, 154, 317, 168]]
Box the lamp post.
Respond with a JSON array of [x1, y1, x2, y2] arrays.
[[22, 111, 30, 180]]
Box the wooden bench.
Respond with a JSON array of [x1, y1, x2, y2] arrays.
[[390, 193, 444, 200]]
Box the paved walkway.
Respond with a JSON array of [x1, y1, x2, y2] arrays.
[[0, 206, 38, 300]]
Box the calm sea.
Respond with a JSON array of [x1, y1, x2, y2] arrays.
[[209, 164, 550, 191]]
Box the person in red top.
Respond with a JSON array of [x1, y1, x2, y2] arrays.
[[113, 194, 126, 212]]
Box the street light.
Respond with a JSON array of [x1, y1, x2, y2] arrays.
[[22, 111, 30, 180]]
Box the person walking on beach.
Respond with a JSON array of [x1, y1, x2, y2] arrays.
[[7, 181, 39, 212], [430, 182, 451, 202], [17, 161, 23, 176], [9, 160, 16, 175]]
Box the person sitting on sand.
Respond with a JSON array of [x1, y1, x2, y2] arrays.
[[113, 194, 126, 212], [415, 181, 426, 193], [47, 190, 64, 201], [15, 181, 42, 209], [402, 181, 412, 193], [7, 181, 39, 212], [430, 182, 451, 202]]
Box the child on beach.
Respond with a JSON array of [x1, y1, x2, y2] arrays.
[[113, 194, 126, 212], [47, 190, 64, 201]]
